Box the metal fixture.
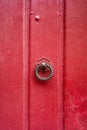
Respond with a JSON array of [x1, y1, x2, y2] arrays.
[[35, 58, 53, 81]]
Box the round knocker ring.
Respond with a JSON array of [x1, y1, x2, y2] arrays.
[[35, 62, 53, 81]]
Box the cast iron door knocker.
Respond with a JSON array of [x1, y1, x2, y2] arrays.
[[35, 58, 53, 81]]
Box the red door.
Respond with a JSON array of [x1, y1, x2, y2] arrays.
[[65, 0, 87, 130], [0, 0, 87, 130]]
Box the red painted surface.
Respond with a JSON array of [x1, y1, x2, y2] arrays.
[[0, 0, 87, 130], [65, 0, 87, 130], [30, 0, 63, 130], [0, 0, 29, 129]]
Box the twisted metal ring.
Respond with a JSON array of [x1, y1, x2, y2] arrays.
[[35, 63, 53, 81]]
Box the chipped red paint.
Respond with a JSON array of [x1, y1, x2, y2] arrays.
[[65, 0, 87, 130], [0, 0, 87, 130]]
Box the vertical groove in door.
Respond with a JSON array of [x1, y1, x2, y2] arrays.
[[56, 0, 65, 130], [28, 0, 31, 129], [23, 0, 30, 129], [62, 0, 66, 130]]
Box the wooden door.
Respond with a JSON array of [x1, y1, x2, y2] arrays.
[[0, 0, 29, 129], [65, 0, 87, 130], [29, 0, 63, 130], [0, 0, 87, 130]]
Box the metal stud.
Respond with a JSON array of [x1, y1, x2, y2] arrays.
[[35, 15, 40, 21]]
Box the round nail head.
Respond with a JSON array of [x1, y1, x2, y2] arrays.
[[35, 15, 40, 21]]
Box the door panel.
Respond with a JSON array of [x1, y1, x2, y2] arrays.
[[65, 0, 87, 130], [30, 0, 64, 130], [0, 0, 29, 129]]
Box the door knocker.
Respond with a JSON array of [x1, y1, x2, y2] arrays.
[[35, 58, 53, 81]]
